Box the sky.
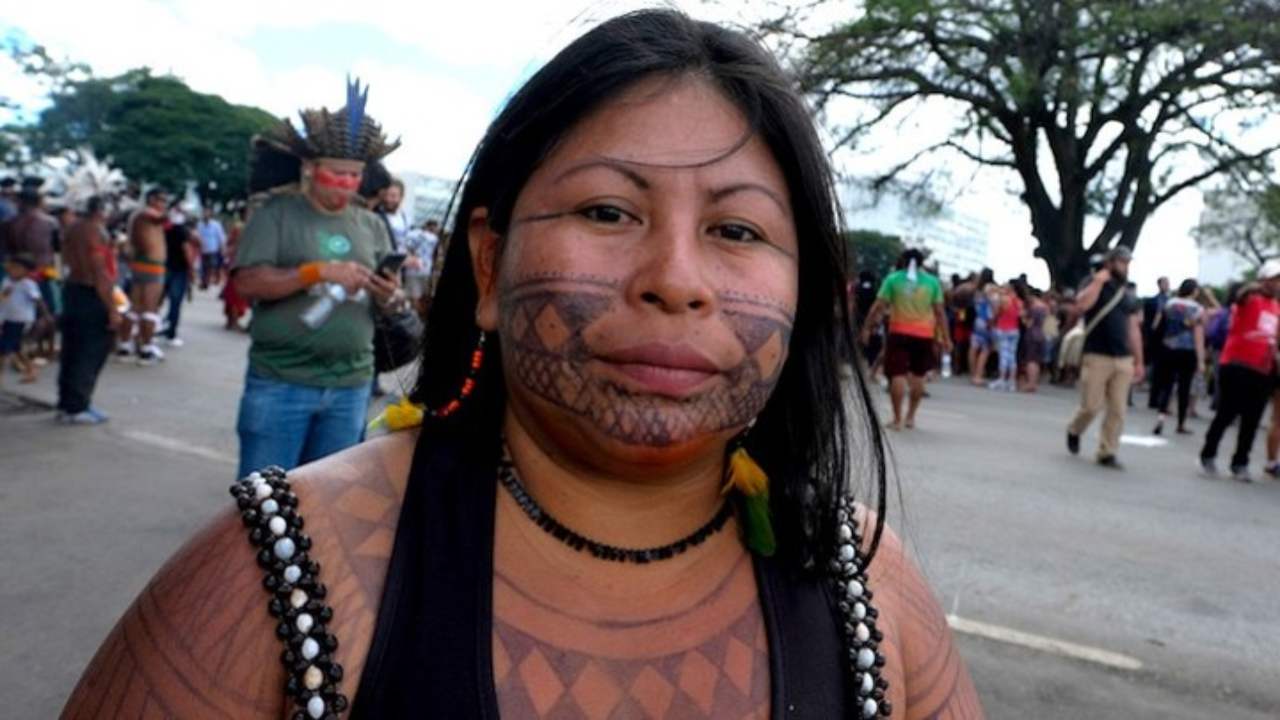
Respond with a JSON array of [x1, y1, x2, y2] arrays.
[[1, 0, 1209, 293]]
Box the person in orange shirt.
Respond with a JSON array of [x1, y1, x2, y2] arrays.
[[861, 249, 952, 430]]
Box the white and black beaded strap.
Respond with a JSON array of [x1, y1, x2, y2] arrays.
[[830, 493, 891, 718], [230, 467, 349, 720]]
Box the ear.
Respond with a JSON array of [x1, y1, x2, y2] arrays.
[[469, 207, 501, 332]]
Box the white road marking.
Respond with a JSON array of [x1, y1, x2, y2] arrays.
[[947, 614, 1144, 671], [117, 429, 235, 466], [1120, 434, 1169, 448]]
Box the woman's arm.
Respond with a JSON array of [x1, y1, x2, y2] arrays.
[[60, 435, 412, 720], [861, 510, 985, 719], [60, 510, 287, 719]]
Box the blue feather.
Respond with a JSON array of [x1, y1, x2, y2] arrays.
[[345, 75, 369, 156]]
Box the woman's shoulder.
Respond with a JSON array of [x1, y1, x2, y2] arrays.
[[856, 506, 984, 719], [61, 431, 417, 719]]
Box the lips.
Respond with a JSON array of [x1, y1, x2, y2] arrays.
[[596, 343, 721, 397]]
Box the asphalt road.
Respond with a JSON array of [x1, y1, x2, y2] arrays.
[[2, 291, 1277, 719]]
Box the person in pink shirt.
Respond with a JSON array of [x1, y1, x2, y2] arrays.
[[1199, 260, 1280, 481], [988, 283, 1023, 391]]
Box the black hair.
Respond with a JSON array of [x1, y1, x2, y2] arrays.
[[145, 188, 166, 202], [358, 161, 392, 201], [410, 9, 887, 571], [1177, 278, 1198, 298], [6, 253, 36, 270], [84, 196, 105, 216], [898, 248, 926, 267]]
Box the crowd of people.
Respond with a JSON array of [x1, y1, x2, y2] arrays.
[[857, 243, 1280, 481], [0, 162, 442, 435]]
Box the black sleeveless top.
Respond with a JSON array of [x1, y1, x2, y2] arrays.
[[349, 431, 850, 718]]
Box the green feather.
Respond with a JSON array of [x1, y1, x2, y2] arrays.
[[740, 492, 777, 556]]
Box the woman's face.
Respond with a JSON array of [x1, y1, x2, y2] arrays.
[[472, 76, 799, 468]]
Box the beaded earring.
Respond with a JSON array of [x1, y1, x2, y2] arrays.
[[425, 330, 487, 419], [368, 331, 487, 433]]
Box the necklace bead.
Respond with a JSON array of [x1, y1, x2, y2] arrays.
[[497, 456, 734, 565]]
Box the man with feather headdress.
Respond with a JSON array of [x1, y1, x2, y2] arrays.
[[56, 153, 127, 424], [232, 78, 401, 478]]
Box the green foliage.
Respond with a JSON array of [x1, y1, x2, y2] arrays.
[[844, 229, 904, 279], [1193, 180, 1280, 265], [5, 39, 278, 204], [771, 0, 1280, 286]]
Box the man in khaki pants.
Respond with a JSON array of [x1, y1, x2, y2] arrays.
[[1067, 246, 1144, 469]]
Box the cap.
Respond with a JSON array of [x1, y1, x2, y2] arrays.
[[1105, 246, 1132, 262], [1259, 259, 1280, 280]]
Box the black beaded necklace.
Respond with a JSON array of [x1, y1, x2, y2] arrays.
[[497, 457, 734, 564]]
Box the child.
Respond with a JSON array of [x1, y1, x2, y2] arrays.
[[0, 255, 48, 384]]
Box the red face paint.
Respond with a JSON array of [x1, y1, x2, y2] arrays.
[[313, 166, 362, 192]]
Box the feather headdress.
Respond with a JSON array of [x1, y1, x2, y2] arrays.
[[61, 148, 127, 213], [249, 77, 400, 194]]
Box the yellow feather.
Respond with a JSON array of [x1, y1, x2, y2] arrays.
[[368, 397, 425, 435], [726, 447, 769, 497]]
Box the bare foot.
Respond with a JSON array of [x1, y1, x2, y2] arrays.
[[904, 417, 916, 429], [888, 420, 904, 432]]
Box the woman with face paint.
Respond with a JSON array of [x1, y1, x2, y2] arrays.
[[64, 12, 981, 720]]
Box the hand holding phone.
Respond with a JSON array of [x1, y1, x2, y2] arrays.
[[376, 253, 407, 278]]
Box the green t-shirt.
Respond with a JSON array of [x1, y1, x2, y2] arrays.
[[876, 269, 943, 339], [236, 193, 391, 387]]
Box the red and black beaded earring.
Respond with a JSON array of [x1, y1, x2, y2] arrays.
[[425, 330, 487, 419]]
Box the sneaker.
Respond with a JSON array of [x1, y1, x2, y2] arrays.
[[1152, 420, 1164, 436], [136, 344, 165, 364], [1097, 455, 1124, 470], [62, 410, 107, 425], [1067, 432, 1080, 455], [1199, 457, 1218, 477], [162, 336, 185, 348], [86, 407, 110, 423], [988, 379, 1005, 391], [1231, 465, 1253, 483], [1264, 462, 1280, 479], [114, 344, 134, 361]]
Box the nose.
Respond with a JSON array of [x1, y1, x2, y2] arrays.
[[628, 219, 716, 315]]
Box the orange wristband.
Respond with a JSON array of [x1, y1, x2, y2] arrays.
[[299, 262, 324, 287]]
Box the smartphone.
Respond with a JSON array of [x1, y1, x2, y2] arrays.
[[376, 253, 407, 277]]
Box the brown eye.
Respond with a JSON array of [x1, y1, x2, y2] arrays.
[[712, 222, 764, 244], [577, 205, 635, 224]]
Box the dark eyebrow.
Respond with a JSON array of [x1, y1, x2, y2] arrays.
[[554, 158, 651, 190], [710, 183, 789, 215]]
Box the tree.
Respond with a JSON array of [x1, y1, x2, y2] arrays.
[[87, 71, 279, 204], [1193, 181, 1280, 265], [4, 40, 278, 203], [766, 0, 1280, 286], [844, 228, 904, 279]]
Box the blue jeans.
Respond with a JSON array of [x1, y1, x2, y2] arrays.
[[236, 369, 372, 479], [163, 270, 188, 339], [994, 329, 1020, 375]]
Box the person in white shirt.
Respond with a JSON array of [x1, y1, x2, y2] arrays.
[[0, 255, 47, 384], [197, 207, 228, 289], [403, 218, 440, 303]]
